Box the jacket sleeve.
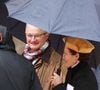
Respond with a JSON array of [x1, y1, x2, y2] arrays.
[[53, 83, 66, 90]]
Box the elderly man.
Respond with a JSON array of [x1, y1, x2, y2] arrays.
[[23, 24, 67, 90]]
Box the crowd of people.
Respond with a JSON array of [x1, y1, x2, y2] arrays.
[[0, 0, 99, 90]]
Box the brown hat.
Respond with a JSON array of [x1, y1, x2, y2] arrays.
[[63, 36, 95, 53]]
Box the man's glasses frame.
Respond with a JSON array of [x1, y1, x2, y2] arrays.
[[26, 32, 47, 39]]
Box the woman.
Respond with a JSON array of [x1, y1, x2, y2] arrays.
[[50, 36, 98, 90]]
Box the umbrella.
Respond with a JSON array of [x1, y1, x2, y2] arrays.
[[6, 0, 100, 42]]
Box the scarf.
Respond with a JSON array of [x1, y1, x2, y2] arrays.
[[23, 42, 49, 65]]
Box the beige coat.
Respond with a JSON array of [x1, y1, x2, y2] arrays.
[[35, 47, 67, 90]]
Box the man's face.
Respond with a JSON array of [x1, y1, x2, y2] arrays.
[[25, 25, 49, 52]]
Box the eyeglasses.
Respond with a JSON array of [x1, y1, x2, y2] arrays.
[[26, 32, 47, 39]]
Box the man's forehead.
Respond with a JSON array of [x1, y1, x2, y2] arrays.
[[25, 28, 47, 34], [25, 30, 46, 34]]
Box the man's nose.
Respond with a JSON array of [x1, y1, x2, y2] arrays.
[[31, 36, 36, 41]]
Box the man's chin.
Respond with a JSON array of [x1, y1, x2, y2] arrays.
[[31, 47, 40, 51]]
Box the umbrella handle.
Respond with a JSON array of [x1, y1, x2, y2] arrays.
[[56, 67, 61, 75]]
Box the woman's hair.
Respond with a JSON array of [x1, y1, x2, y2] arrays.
[[69, 48, 91, 61]]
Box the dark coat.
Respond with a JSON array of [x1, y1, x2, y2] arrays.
[[95, 64, 100, 90], [0, 25, 42, 90], [0, 49, 42, 90], [53, 61, 98, 90]]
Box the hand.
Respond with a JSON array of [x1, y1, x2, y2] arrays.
[[49, 72, 63, 87]]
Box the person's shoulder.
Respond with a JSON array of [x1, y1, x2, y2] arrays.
[[9, 51, 33, 67]]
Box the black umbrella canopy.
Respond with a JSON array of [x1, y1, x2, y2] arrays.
[[6, 0, 100, 42]]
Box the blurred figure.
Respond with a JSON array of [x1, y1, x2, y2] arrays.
[[49, 36, 98, 90], [95, 64, 100, 90], [0, 25, 42, 90], [0, 0, 8, 26], [88, 40, 100, 68], [23, 24, 67, 90], [0, 0, 26, 55]]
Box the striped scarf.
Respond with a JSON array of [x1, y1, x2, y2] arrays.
[[23, 42, 49, 65]]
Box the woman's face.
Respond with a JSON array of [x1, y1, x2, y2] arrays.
[[63, 46, 79, 68], [25, 25, 49, 52]]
